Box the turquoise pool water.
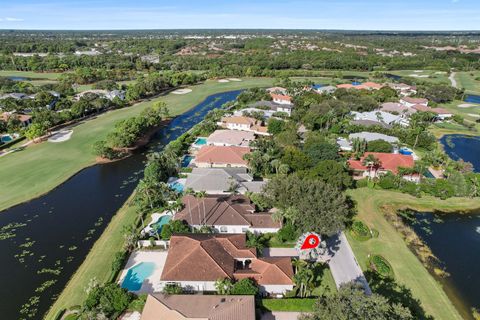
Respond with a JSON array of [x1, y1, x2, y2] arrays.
[[121, 262, 156, 291], [150, 215, 172, 234], [181, 155, 194, 167], [1, 135, 13, 143], [169, 181, 184, 193], [195, 137, 207, 146]]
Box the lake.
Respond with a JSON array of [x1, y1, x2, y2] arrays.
[[440, 134, 480, 172], [0, 90, 242, 319], [464, 94, 480, 104], [404, 210, 480, 319]]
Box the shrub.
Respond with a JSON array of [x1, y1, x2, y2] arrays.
[[277, 223, 299, 243], [367, 140, 393, 153], [350, 220, 371, 241], [231, 278, 259, 295], [368, 255, 394, 278], [163, 283, 183, 294]]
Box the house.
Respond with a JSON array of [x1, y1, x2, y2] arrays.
[[349, 132, 399, 144], [234, 107, 275, 119], [159, 234, 294, 294], [140, 294, 255, 320], [174, 194, 279, 233], [380, 102, 417, 116], [266, 87, 288, 95], [270, 93, 293, 105], [388, 83, 417, 96], [194, 145, 250, 168], [184, 167, 265, 194], [1, 112, 32, 127], [348, 152, 420, 182], [337, 82, 383, 90], [351, 111, 408, 127], [206, 130, 255, 147], [400, 97, 429, 108], [351, 119, 392, 129], [218, 116, 269, 135], [106, 90, 126, 101], [337, 137, 353, 151], [314, 85, 336, 95], [247, 101, 293, 116], [411, 105, 453, 120]]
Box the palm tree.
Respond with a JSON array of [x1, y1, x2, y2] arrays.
[[184, 188, 195, 227], [214, 278, 233, 295], [270, 159, 281, 175], [362, 154, 381, 180], [196, 191, 207, 226]]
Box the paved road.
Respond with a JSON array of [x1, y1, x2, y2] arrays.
[[327, 232, 371, 294], [449, 71, 458, 88]]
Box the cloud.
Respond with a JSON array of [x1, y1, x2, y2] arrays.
[[0, 17, 24, 22]]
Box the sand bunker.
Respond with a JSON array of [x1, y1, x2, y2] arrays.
[[48, 130, 73, 143], [467, 113, 480, 118], [414, 70, 424, 73], [458, 103, 477, 108], [172, 88, 192, 95], [409, 74, 429, 78], [227, 78, 242, 82], [218, 79, 230, 83]]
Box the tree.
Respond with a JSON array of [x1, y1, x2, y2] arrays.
[[84, 283, 133, 318], [307, 160, 353, 190], [215, 278, 234, 295], [367, 140, 393, 153], [301, 283, 413, 320], [362, 154, 382, 180], [231, 279, 259, 295], [24, 123, 47, 141], [268, 118, 286, 135], [161, 220, 190, 240], [263, 175, 353, 236], [303, 135, 340, 164], [162, 283, 183, 295], [281, 146, 313, 171]]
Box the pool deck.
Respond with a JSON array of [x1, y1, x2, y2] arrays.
[[119, 250, 168, 294]]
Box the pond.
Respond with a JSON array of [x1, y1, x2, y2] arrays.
[[403, 210, 480, 319], [8, 76, 29, 81], [440, 134, 480, 172], [464, 94, 480, 104], [0, 90, 243, 319]]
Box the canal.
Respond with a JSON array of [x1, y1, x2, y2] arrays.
[[0, 90, 242, 319]]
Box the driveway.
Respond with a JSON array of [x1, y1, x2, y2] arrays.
[[263, 247, 298, 257], [327, 232, 371, 294], [261, 312, 303, 320]]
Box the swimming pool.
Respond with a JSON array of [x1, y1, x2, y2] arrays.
[[121, 262, 156, 291], [194, 137, 207, 146], [169, 181, 184, 193], [181, 155, 194, 167], [150, 215, 172, 235], [352, 81, 362, 86], [0, 135, 13, 143]]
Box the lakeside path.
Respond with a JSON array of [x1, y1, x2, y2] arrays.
[[449, 72, 458, 88], [0, 78, 274, 212], [347, 188, 480, 320]]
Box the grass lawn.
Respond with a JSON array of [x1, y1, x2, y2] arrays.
[[455, 71, 480, 94], [44, 195, 138, 320], [387, 70, 450, 84], [0, 78, 274, 212], [0, 70, 62, 80], [258, 298, 317, 312], [347, 188, 480, 320]]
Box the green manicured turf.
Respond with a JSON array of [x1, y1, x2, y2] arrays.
[[44, 195, 138, 320], [258, 298, 317, 312], [455, 71, 480, 94], [387, 70, 450, 84], [0, 70, 62, 80], [347, 188, 480, 320], [0, 78, 274, 212]]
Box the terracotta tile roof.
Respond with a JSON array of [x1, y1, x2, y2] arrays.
[[1, 113, 31, 122], [195, 146, 250, 166], [207, 130, 255, 146], [221, 116, 258, 126], [412, 105, 452, 114], [347, 152, 414, 174], [175, 195, 280, 229], [161, 234, 256, 282], [234, 257, 294, 285], [270, 93, 292, 102], [401, 97, 428, 104], [141, 294, 255, 320], [337, 84, 354, 89]]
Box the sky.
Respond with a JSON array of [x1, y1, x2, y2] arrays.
[[0, 0, 479, 31]]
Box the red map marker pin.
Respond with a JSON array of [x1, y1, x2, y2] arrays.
[[301, 234, 320, 250]]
